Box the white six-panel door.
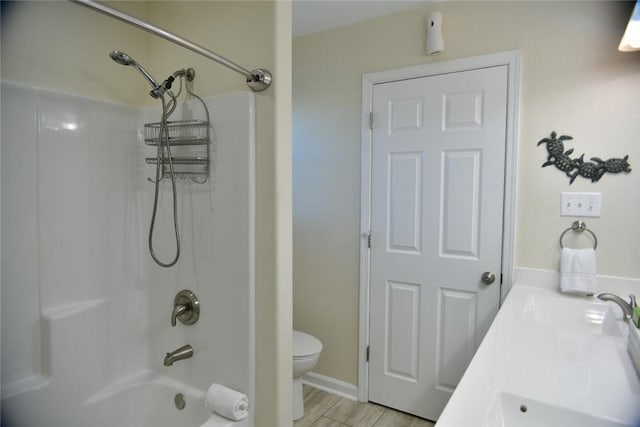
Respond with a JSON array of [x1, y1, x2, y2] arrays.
[[368, 66, 508, 420]]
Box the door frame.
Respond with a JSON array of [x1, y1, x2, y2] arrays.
[[358, 50, 521, 402]]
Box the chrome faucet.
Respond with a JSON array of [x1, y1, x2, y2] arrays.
[[164, 344, 193, 366], [597, 293, 633, 321]]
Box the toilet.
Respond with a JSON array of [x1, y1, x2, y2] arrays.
[[292, 330, 323, 420]]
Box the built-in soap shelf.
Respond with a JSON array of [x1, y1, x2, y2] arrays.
[[42, 298, 106, 320], [0, 299, 111, 399]]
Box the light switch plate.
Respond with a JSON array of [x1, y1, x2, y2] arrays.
[[561, 192, 601, 217]]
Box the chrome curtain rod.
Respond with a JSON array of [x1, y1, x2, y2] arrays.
[[71, 0, 272, 92]]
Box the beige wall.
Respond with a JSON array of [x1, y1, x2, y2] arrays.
[[2, 1, 292, 425], [1, 1, 149, 105], [293, 1, 640, 385]]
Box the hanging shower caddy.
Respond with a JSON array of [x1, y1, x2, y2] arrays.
[[144, 69, 211, 183]]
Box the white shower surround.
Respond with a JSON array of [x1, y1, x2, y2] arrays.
[[0, 82, 255, 427]]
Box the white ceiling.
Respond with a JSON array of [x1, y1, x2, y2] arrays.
[[293, 1, 435, 38]]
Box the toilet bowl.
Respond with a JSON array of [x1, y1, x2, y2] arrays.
[[292, 330, 322, 420]]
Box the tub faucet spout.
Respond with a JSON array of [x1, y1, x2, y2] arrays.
[[164, 344, 193, 366], [597, 293, 633, 321]]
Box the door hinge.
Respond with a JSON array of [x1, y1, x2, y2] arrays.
[[500, 273, 503, 284], [367, 232, 372, 249], [369, 112, 373, 130], [366, 346, 370, 362]]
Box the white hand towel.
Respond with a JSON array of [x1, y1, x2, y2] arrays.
[[560, 247, 597, 295], [205, 383, 249, 421]]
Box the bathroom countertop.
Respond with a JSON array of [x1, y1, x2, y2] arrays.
[[436, 284, 640, 427]]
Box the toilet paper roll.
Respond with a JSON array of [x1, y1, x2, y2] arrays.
[[205, 383, 249, 421]]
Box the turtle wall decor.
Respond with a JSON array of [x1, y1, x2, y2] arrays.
[[537, 131, 631, 184]]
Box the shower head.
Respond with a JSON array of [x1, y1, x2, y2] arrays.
[[109, 50, 163, 98], [109, 50, 136, 66]]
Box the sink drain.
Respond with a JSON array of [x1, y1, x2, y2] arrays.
[[520, 404, 528, 413], [175, 393, 186, 410]]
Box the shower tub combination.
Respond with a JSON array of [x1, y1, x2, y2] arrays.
[[1, 80, 256, 426], [1, 1, 269, 425]]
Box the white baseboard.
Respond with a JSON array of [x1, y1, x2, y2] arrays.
[[302, 371, 358, 401]]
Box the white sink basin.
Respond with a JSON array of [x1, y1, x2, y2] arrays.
[[521, 293, 624, 337], [482, 392, 634, 427], [437, 284, 640, 427]]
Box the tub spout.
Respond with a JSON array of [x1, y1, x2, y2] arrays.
[[164, 344, 193, 366], [597, 293, 633, 321]]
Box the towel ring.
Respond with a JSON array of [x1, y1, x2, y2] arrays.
[[559, 220, 598, 250]]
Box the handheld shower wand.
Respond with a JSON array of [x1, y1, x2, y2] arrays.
[[109, 49, 182, 267], [109, 50, 167, 99]]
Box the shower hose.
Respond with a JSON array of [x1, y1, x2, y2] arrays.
[[147, 77, 211, 268], [148, 93, 181, 268]]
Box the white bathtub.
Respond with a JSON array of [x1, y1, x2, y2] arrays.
[[2, 371, 250, 427], [84, 372, 210, 427]]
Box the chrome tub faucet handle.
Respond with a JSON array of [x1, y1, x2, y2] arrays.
[[171, 290, 200, 327], [171, 303, 189, 327]]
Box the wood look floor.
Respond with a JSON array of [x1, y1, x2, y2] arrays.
[[294, 385, 435, 427]]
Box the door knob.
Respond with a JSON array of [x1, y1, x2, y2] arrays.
[[481, 272, 496, 285]]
